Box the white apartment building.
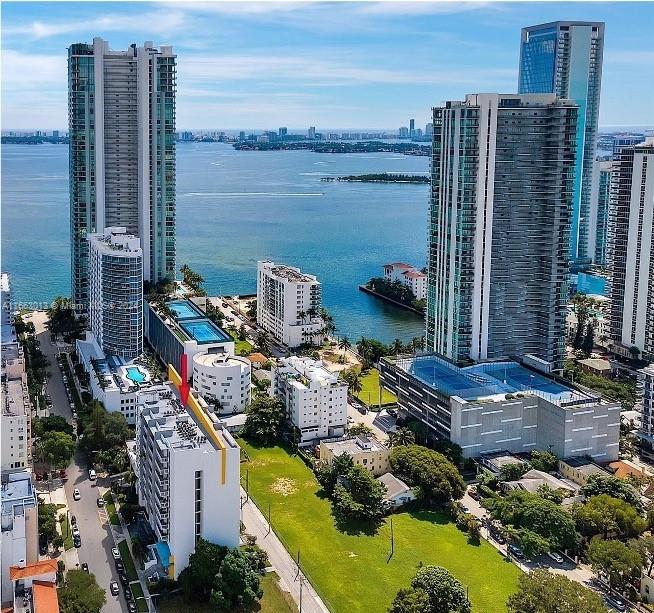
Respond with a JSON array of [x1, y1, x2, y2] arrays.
[[271, 356, 347, 442], [136, 385, 240, 579], [640, 365, 654, 441], [607, 137, 654, 360], [192, 352, 251, 414], [2, 378, 31, 472], [1, 472, 38, 604], [88, 227, 144, 360], [383, 263, 427, 300], [256, 261, 323, 348]]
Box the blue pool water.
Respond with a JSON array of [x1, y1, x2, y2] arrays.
[[167, 300, 201, 320], [126, 366, 146, 383], [180, 319, 230, 343]]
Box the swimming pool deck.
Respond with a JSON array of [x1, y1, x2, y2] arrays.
[[166, 300, 231, 345]]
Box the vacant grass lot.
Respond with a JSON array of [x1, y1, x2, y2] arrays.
[[241, 441, 520, 613], [227, 327, 255, 356], [356, 368, 397, 407]]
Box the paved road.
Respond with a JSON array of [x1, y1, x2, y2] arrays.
[[240, 490, 329, 613], [32, 312, 127, 613]]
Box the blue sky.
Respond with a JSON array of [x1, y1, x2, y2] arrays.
[[2, 1, 653, 130]]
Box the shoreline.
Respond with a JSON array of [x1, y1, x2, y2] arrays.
[[358, 285, 424, 316]]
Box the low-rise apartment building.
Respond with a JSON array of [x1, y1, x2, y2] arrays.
[[136, 385, 240, 579], [271, 356, 347, 442], [319, 436, 390, 476], [383, 263, 427, 300], [1, 377, 31, 472], [1, 471, 38, 605], [192, 352, 251, 414], [256, 261, 323, 348], [380, 354, 620, 461]]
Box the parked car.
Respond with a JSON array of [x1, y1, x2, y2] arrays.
[[468, 487, 480, 501], [387, 408, 398, 418], [124, 586, 133, 601], [70, 514, 76, 525], [115, 559, 125, 571], [127, 603, 137, 613], [110, 581, 119, 596], [81, 563, 89, 573], [88, 469, 97, 481], [73, 489, 81, 501], [96, 497, 105, 508], [546, 551, 564, 564], [59, 469, 67, 479], [72, 526, 80, 538], [73, 536, 82, 548], [118, 571, 129, 586], [112, 548, 121, 560], [508, 544, 525, 559], [495, 533, 506, 545], [605, 595, 627, 612]]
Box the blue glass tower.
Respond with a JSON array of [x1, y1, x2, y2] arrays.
[[519, 21, 604, 269]]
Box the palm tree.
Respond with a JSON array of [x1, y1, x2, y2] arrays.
[[388, 427, 415, 447], [298, 310, 306, 324], [348, 371, 363, 396], [390, 338, 404, 355], [131, 536, 148, 566], [338, 336, 351, 362], [255, 330, 272, 356]]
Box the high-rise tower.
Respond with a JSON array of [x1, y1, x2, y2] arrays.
[[426, 93, 577, 368], [68, 37, 176, 311], [518, 21, 604, 268]]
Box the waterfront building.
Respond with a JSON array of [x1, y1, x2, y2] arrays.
[[409, 118, 415, 138], [88, 227, 144, 360], [52, 130, 59, 138], [1, 272, 14, 346], [1, 472, 38, 603], [606, 137, 654, 360], [518, 21, 605, 267], [256, 261, 323, 348], [76, 332, 154, 424], [640, 365, 654, 442], [145, 299, 234, 375], [319, 436, 390, 476], [278, 127, 288, 139], [308, 126, 316, 139], [589, 160, 613, 267], [68, 38, 176, 310], [136, 385, 240, 579], [427, 93, 576, 369], [380, 354, 620, 461], [425, 122, 433, 137], [398, 127, 409, 138], [383, 262, 426, 300], [192, 352, 251, 414], [271, 356, 347, 442]]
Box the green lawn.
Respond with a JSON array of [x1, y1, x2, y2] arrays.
[[118, 539, 138, 582], [58, 509, 74, 550], [241, 441, 521, 613], [356, 368, 397, 407], [103, 491, 120, 526], [130, 581, 149, 612], [227, 327, 255, 356]]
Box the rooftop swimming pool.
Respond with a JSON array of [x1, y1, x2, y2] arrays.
[[409, 356, 576, 402], [167, 300, 202, 320], [180, 319, 231, 344], [125, 366, 147, 384]]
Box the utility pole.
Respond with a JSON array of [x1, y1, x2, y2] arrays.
[[267, 502, 271, 535], [390, 516, 394, 556], [246, 469, 249, 502]]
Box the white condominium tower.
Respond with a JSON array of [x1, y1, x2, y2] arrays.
[[256, 260, 323, 348], [426, 94, 577, 369], [88, 227, 143, 359], [607, 137, 654, 360], [69, 38, 176, 311], [136, 385, 240, 578], [519, 21, 604, 268], [271, 356, 347, 442]]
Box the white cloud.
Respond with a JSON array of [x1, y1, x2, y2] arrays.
[[1, 50, 66, 87], [2, 9, 186, 40], [605, 50, 654, 65], [355, 1, 493, 16]]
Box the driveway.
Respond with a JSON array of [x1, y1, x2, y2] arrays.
[[347, 404, 396, 441]]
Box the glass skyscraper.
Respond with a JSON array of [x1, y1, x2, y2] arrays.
[[518, 21, 604, 269], [68, 37, 176, 311], [426, 94, 577, 369]]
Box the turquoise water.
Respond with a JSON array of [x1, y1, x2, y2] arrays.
[[167, 300, 201, 320], [1, 142, 427, 343], [126, 366, 146, 383], [180, 319, 230, 343]]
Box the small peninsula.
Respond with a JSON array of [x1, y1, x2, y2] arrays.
[[232, 140, 431, 156], [322, 173, 429, 183]]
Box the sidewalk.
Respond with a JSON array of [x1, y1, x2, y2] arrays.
[[240, 489, 330, 613], [38, 481, 80, 571]]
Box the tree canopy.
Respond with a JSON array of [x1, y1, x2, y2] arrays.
[[210, 548, 263, 611], [179, 539, 229, 602], [390, 444, 465, 505], [33, 415, 74, 438], [506, 569, 608, 613], [57, 569, 107, 613], [580, 474, 642, 510], [529, 450, 558, 473], [572, 494, 646, 539], [35, 430, 75, 469], [587, 537, 644, 590], [242, 395, 288, 445], [410, 565, 471, 613], [389, 587, 431, 613], [487, 490, 578, 553]]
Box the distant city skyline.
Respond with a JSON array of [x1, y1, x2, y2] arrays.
[[2, 2, 653, 129]]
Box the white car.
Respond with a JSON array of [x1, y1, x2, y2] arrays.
[[72, 526, 80, 537], [88, 469, 97, 481], [112, 548, 121, 560], [547, 551, 564, 564], [73, 489, 81, 501]]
